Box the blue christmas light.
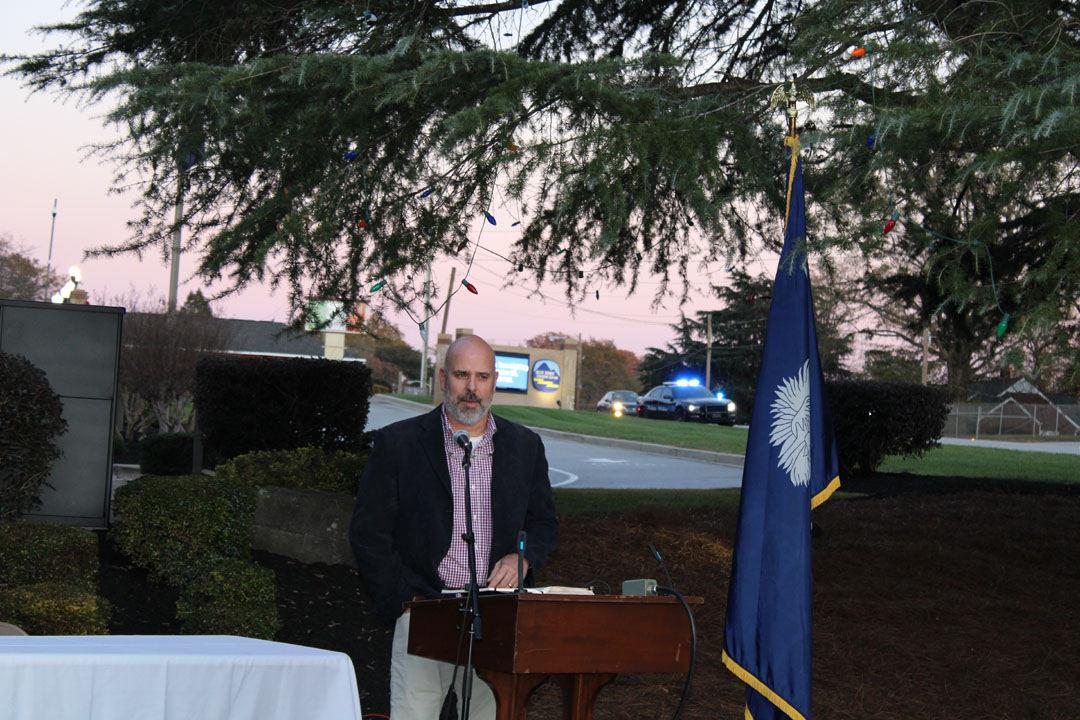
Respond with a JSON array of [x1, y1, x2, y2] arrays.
[[485, 212, 497, 225]]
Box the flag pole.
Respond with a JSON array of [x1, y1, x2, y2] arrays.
[[722, 73, 840, 720]]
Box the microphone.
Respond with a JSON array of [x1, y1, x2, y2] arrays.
[[453, 430, 472, 452], [516, 531, 526, 593]]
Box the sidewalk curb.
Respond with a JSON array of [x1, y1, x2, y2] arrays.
[[529, 426, 745, 467], [371, 394, 746, 467], [374, 394, 433, 410]]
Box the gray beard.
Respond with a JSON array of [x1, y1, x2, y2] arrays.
[[445, 393, 491, 427]]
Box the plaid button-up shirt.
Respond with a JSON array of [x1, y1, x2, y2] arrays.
[[436, 408, 497, 589]]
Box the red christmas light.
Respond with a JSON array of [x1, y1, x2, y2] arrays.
[[358, 220, 368, 229], [883, 211, 900, 234], [851, 47, 867, 58], [462, 279, 478, 295]]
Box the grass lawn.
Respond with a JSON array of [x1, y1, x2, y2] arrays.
[[492, 405, 749, 455], [879, 444, 1079, 483]]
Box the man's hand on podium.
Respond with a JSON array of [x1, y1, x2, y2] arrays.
[[487, 553, 529, 589]]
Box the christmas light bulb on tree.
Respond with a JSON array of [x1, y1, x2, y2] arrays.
[[851, 46, 867, 58], [997, 313, 1010, 338], [485, 212, 496, 225], [462, 279, 478, 294], [883, 211, 900, 234], [370, 280, 386, 292]]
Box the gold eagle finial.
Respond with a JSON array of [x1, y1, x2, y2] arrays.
[[769, 75, 815, 138]]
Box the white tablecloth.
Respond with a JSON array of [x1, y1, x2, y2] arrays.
[[0, 635, 363, 720]]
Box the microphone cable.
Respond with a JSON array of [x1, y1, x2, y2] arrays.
[[650, 541, 696, 720], [655, 585, 696, 720]]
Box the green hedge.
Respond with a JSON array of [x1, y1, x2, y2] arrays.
[[215, 445, 369, 495], [176, 558, 281, 639], [112, 475, 255, 586], [827, 380, 949, 474], [139, 432, 195, 475], [195, 355, 372, 463], [0, 522, 98, 592], [111, 474, 279, 638], [0, 351, 68, 520], [0, 581, 109, 635]]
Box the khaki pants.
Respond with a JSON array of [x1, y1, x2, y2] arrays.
[[391, 612, 496, 720]]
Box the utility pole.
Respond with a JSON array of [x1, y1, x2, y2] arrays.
[[45, 198, 57, 300], [167, 162, 185, 312], [419, 264, 432, 392], [705, 313, 713, 389], [440, 267, 457, 335], [575, 332, 583, 410]]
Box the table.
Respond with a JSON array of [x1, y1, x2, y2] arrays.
[[0, 635, 363, 720]]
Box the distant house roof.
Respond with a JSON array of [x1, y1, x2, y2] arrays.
[[967, 377, 1039, 402], [124, 313, 365, 361], [219, 318, 366, 361]]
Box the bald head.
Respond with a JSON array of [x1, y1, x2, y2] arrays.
[[445, 334, 495, 372], [441, 334, 498, 432]]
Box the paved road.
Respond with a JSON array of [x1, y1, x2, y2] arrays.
[[365, 396, 744, 490]]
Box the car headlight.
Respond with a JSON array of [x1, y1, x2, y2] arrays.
[[613, 401, 623, 411], [687, 404, 696, 412], [727, 402, 736, 412]]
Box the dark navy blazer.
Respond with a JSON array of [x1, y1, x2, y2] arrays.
[[349, 406, 559, 622]]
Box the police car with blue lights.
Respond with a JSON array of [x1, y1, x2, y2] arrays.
[[637, 379, 737, 425]]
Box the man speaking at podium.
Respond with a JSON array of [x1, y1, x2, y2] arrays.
[[350, 333, 559, 719]]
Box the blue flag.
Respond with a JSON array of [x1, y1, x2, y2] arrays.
[[721, 138, 840, 720]]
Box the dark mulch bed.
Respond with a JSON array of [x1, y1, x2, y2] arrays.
[[99, 473, 1080, 719]]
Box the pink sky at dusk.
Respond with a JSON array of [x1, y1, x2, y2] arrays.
[[1, 1, 774, 357]]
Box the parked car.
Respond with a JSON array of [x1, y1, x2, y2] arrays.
[[596, 390, 641, 417], [638, 380, 737, 425]]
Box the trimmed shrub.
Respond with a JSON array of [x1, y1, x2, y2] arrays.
[[215, 443, 371, 495], [0, 522, 98, 592], [139, 432, 195, 475], [176, 558, 281, 639], [0, 581, 109, 635], [112, 475, 255, 586], [0, 351, 68, 520], [827, 380, 949, 474], [195, 355, 373, 462]]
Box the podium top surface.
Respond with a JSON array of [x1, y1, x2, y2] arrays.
[[406, 593, 702, 674]]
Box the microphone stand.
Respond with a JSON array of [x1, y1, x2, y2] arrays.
[[459, 438, 482, 720]]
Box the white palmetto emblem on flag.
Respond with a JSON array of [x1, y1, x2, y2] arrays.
[[769, 359, 811, 487]]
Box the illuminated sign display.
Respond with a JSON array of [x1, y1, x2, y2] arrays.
[[495, 352, 530, 393], [531, 359, 561, 393]]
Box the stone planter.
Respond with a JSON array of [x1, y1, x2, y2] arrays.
[[253, 486, 356, 567]]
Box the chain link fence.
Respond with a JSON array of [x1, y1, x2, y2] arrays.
[[945, 402, 1080, 439]]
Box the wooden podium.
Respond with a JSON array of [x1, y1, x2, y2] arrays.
[[406, 593, 701, 720]]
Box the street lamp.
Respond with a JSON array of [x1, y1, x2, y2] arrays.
[[51, 265, 82, 304]]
